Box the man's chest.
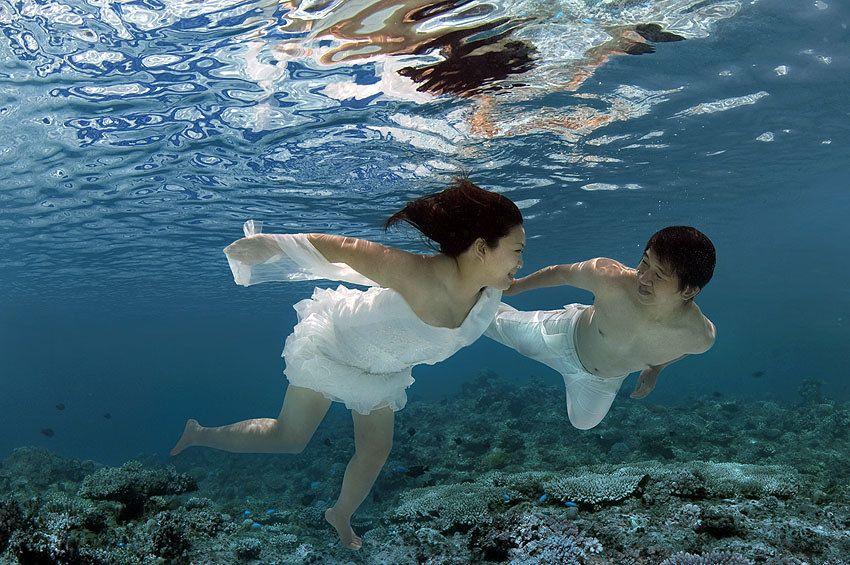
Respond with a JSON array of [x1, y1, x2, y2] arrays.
[[589, 305, 691, 365]]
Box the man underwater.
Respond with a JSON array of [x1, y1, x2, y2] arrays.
[[487, 226, 716, 429]]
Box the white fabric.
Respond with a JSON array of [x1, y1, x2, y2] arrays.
[[485, 302, 628, 430], [322, 57, 437, 104], [226, 219, 378, 288], [225, 220, 502, 415]]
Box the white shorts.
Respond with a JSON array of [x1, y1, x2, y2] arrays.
[[485, 303, 628, 429]]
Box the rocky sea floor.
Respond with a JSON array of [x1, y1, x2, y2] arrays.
[[2, 372, 848, 564]]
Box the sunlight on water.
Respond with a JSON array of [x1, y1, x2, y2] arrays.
[[1, 0, 840, 301]]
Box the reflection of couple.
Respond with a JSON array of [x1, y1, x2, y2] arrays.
[[242, 0, 688, 137], [171, 179, 716, 550]]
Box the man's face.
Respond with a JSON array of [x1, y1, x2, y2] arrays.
[[636, 248, 685, 304]]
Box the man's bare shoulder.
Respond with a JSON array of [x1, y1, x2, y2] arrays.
[[553, 257, 630, 295], [591, 258, 636, 295], [592, 257, 631, 275], [588, 258, 632, 287], [685, 303, 716, 354]]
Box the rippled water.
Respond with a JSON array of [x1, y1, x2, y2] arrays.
[[2, 0, 849, 461], [1, 0, 749, 291]]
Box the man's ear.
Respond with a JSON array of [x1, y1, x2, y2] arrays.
[[681, 285, 700, 300]]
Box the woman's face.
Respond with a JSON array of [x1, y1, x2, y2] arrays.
[[481, 224, 525, 290]]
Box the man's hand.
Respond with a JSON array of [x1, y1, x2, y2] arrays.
[[630, 367, 660, 399]]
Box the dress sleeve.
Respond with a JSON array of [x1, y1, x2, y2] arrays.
[[225, 220, 379, 287]]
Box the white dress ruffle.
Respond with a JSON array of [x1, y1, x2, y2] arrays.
[[225, 220, 501, 415]]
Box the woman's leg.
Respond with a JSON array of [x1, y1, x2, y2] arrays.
[[170, 385, 332, 455], [324, 406, 394, 550]]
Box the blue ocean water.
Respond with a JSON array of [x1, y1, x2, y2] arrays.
[[0, 0, 848, 480]]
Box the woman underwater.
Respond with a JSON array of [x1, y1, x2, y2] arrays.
[[170, 178, 525, 549]]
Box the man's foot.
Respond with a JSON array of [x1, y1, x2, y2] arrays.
[[170, 419, 201, 456], [324, 507, 362, 550]]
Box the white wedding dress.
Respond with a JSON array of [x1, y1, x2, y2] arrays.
[[225, 221, 502, 415]]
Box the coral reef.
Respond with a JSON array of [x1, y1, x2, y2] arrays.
[[232, 536, 262, 560], [660, 551, 754, 564], [2, 370, 849, 563], [543, 471, 648, 506], [78, 460, 197, 520]]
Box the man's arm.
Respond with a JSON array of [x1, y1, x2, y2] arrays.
[[630, 354, 688, 399], [694, 318, 717, 354], [505, 257, 626, 295], [631, 320, 717, 399], [651, 353, 689, 372]]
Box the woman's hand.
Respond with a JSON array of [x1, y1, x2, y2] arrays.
[[223, 234, 282, 265]]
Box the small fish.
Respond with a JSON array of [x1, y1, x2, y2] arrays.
[[55, 403, 65, 411], [405, 465, 428, 478], [243, 510, 252, 517], [323, 438, 332, 447], [265, 509, 276, 515], [502, 493, 511, 503], [392, 466, 409, 474], [250, 522, 262, 530], [751, 371, 766, 379], [407, 427, 416, 437], [539, 494, 548, 503], [564, 501, 578, 508], [41, 428, 55, 437], [103, 413, 112, 420]]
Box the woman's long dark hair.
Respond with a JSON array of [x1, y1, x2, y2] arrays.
[[384, 177, 522, 257]]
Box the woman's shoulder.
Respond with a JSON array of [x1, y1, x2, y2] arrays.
[[391, 253, 441, 294]]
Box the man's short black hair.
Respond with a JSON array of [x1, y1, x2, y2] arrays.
[[644, 226, 716, 292]]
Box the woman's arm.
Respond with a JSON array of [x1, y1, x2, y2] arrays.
[[224, 232, 420, 290], [305, 233, 419, 290]]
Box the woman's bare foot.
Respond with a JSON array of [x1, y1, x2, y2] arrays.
[[170, 419, 201, 456], [324, 507, 362, 550]]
